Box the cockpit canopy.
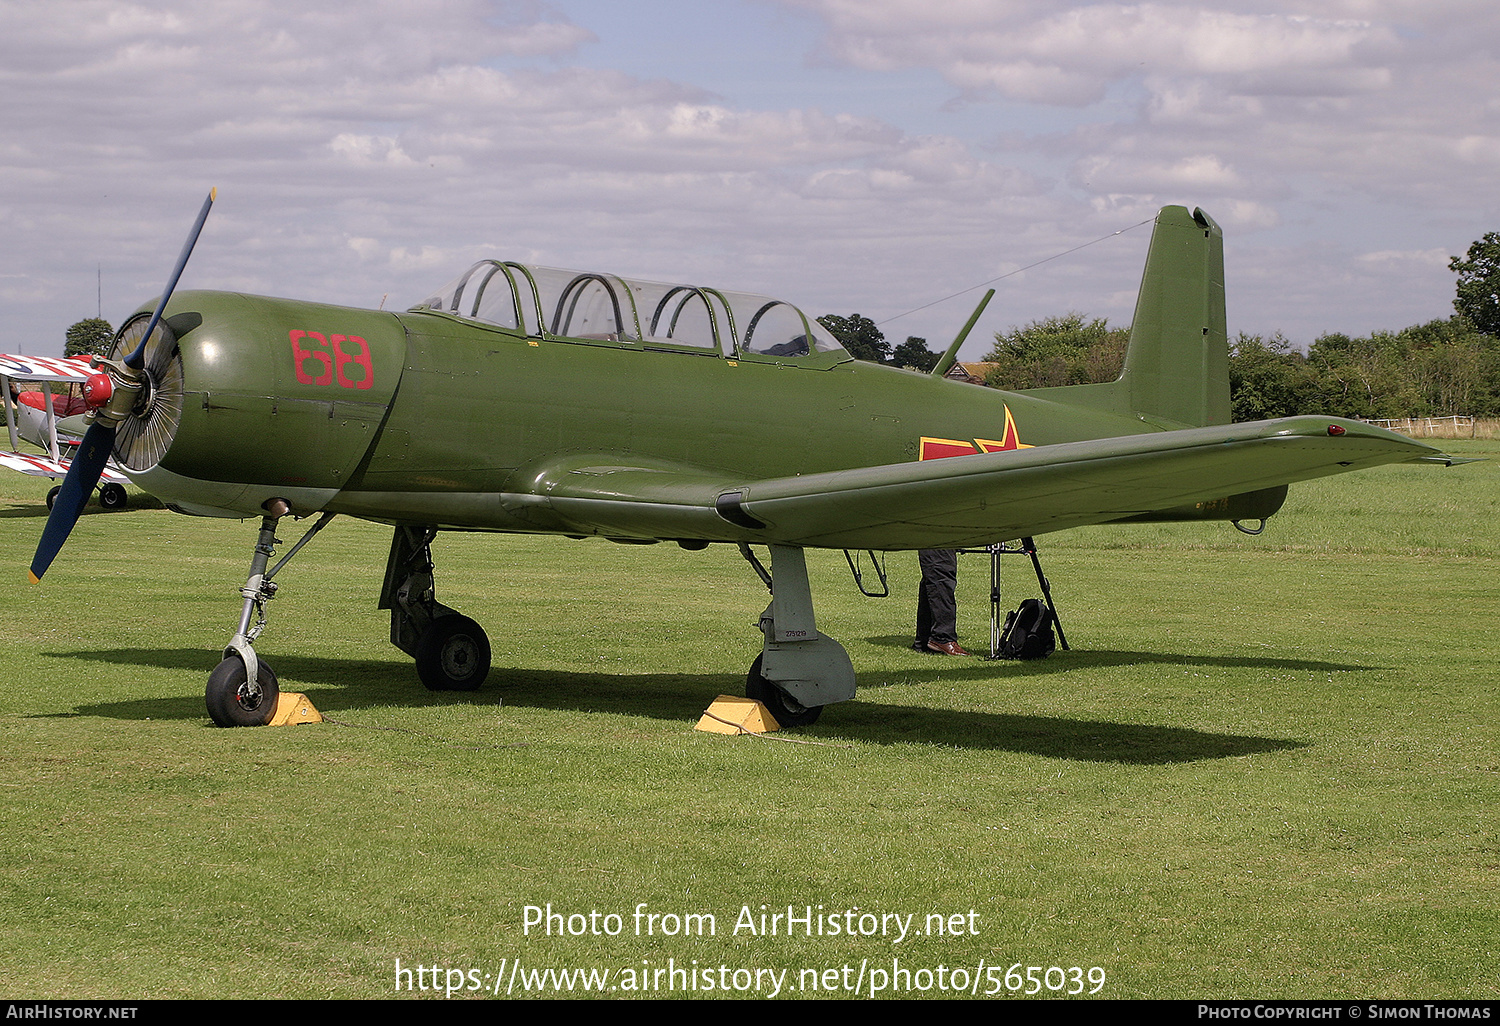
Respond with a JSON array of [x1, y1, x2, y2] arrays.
[[415, 261, 846, 360]]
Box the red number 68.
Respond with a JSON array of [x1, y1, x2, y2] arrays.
[[289, 330, 375, 389]]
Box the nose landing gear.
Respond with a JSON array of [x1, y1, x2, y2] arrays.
[[205, 499, 335, 727]]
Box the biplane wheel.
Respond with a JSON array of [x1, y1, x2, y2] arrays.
[[415, 614, 491, 692], [205, 655, 280, 728], [98, 483, 128, 511], [746, 655, 821, 728], [46, 486, 61, 511]]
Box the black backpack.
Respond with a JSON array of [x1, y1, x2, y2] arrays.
[[999, 598, 1056, 660]]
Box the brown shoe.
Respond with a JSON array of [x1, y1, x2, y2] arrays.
[[926, 640, 970, 656]]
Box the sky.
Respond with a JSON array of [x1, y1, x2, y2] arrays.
[[3, 0, 1498, 360]]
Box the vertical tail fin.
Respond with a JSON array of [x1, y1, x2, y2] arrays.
[[1120, 205, 1230, 427], [1020, 205, 1230, 430]]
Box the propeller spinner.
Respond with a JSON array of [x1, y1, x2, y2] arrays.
[[29, 188, 216, 582]]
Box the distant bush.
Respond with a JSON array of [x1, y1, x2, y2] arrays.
[[976, 312, 1500, 421], [981, 313, 1128, 390]]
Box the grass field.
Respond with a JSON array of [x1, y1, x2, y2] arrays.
[[1, 442, 1496, 1000]]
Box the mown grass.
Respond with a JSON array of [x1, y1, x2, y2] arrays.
[[0, 443, 1496, 1000]]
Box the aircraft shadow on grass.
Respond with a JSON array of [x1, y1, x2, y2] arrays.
[[43, 646, 1318, 764], [2, 503, 106, 520], [863, 635, 1374, 680], [0, 498, 164, 519]]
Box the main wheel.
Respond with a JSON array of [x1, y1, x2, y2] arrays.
[[205, 655, 280, 727], [98, 483, 128, 510], [46, 486, 61, 510], [746, 655, 821, 727], [415, 614, 491, 691]]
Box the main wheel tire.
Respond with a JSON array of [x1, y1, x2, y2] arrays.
[[98, 483, 128, 510], [415, 614, 491, 691], [46, 486, 61, 511], [746, 655, 822, 727], [205, 656, 280, 727]]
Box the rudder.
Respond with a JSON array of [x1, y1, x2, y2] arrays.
[[1015, 205, 1231, 430], [1120, 205, 1230, 428]]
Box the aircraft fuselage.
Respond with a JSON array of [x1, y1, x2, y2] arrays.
[[130, 289, 1158, 537]]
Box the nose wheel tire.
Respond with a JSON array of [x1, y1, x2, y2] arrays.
[[746, 655, 821, 727], [415, 614, 491, 691], [206, 656, 280, 727]]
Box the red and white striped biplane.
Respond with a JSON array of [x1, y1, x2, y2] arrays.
[[2, 353, 130, 509]]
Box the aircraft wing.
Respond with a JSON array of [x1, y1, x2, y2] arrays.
[[513, 417, 1447, 550], [2, 354, 96, 467], [0, 354, 94, 382], [0, 449, 128, 484]]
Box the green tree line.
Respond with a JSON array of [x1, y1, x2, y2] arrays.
[[818, 231, 1500, 422], [977, 313, 1500, 421]]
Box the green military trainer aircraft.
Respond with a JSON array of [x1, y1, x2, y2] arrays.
[[30, 195, 1451, 727]]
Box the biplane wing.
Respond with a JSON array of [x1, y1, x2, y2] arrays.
[[0, 353, 94, 381], [2, 353, 92, 456], [0, 449, 128, 484], [2, 353, 130, 494]]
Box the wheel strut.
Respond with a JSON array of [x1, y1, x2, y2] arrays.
[[737, 543, 855, 724], [208, 500, 336, 726], [379, 525, 491, 691]]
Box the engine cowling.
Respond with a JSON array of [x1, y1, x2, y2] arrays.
[[115, 290, 408, 517]]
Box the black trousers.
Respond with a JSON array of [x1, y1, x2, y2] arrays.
[[915, 548, 959, 646]]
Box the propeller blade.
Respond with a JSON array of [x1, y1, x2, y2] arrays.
[[30, 188, 215, 581], [29, 421, 117, 582], [125, 187, 216, 371]]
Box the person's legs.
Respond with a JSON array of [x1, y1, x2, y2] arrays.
[[922, 548, 958, 644], [916, 548, 960, 651]]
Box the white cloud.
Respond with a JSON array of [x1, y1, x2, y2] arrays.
[[0, 0, 1495, 360], [328, 135, 418, 167], [1357, 247, 1450, 269], [779, 0, 1500, 210], [1075, 153, 1246, 191], [784, 1, 1402, 105]]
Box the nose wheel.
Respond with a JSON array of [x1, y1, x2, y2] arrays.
[[98, 483, 128, 510], [206, 655, 280, 727], [205, 501, 334, 726]]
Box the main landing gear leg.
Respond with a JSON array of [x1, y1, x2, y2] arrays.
[[207, 500, 335, 727], [738, 543, 855, 727], [380, 526, 491, 692]]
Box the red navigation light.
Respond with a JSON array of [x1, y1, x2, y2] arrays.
[[1327, 424, 1346, 436]]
